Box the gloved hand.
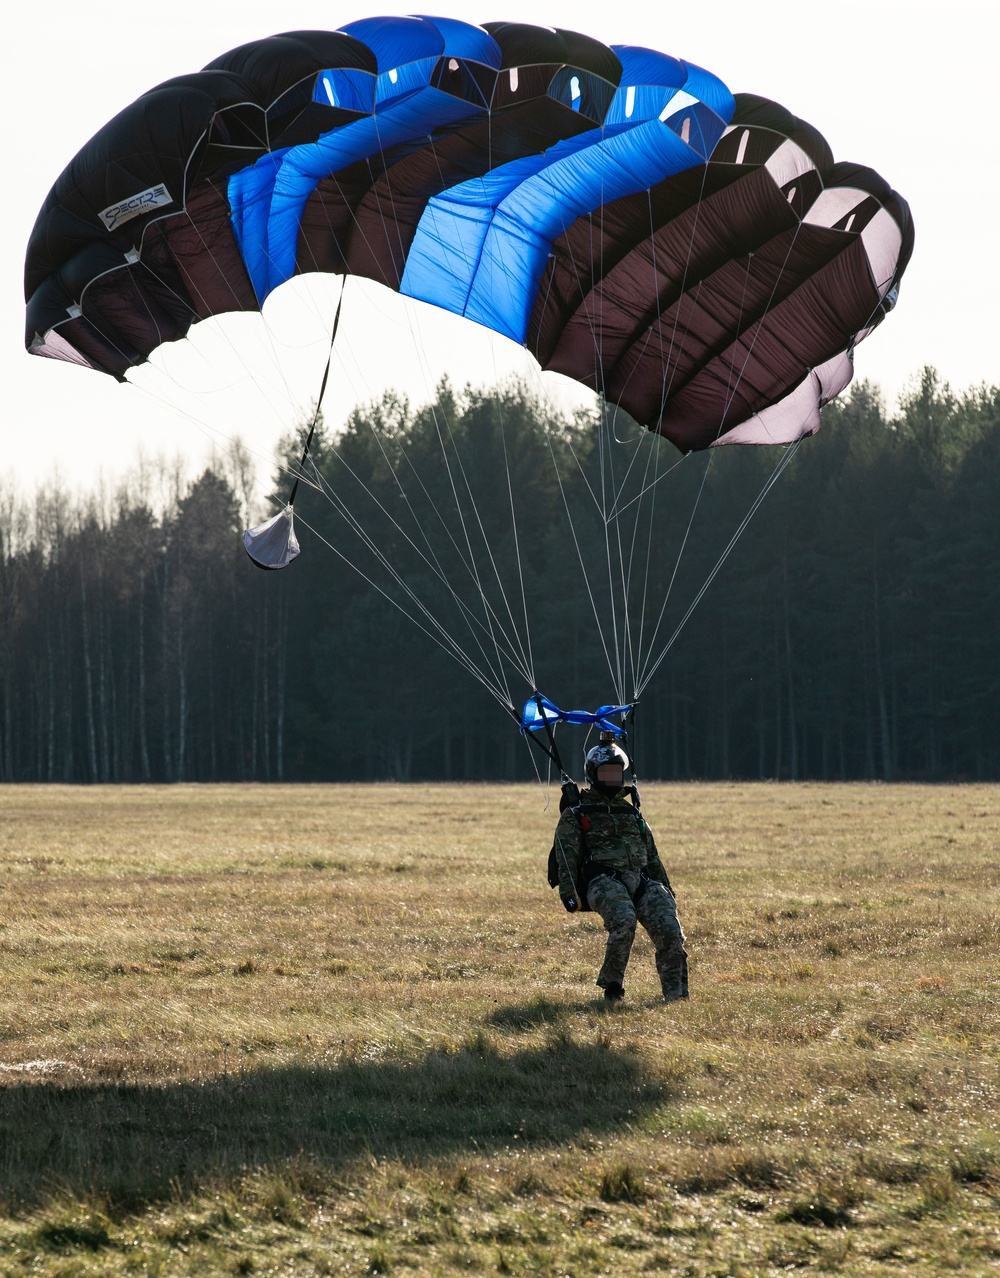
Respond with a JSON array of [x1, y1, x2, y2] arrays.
[[562, 895, 580, 913]]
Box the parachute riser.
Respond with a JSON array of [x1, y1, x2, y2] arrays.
[[517, 692, 569, 782], [520, 691, 642, 807], [624, 703, 642, 812]]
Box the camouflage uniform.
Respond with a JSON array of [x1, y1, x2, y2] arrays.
[[551, 788, 688, 1001]]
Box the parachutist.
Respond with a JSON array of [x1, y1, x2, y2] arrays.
[[549, 738, 688, 1004]]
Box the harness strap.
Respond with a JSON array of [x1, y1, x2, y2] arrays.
[[572, 798, 652, 905], [588, 865, 653, 905]]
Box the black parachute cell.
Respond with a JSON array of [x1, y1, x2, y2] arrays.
[[528, 93, 914, 449]]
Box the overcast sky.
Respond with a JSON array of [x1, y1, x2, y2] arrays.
[[4, 0, 994, 501]]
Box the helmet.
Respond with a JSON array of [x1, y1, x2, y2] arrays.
[[584, 739, 630, 791]]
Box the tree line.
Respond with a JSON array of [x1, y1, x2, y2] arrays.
[[2, 367, 998, 784]]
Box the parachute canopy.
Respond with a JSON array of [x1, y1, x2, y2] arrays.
[[24, 15, 912, 453]]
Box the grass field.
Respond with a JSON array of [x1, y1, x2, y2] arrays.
[[1, 781, 998, 1276]]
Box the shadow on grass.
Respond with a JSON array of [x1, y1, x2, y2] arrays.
[[486, 996, 577, 1032], [1, 1033, 669, 1212]]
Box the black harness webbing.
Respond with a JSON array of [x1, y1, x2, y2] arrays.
[[518, 692, 568, 778]]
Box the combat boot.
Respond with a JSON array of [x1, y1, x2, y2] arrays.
[[603, 981, 625, 1002], [658, 953, 689, 1003], [661, 968, 689, 1002]]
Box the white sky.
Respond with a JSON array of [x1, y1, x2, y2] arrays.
[[4, 0, 995, 502]]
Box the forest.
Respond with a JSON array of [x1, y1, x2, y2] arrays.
[[2, 366, 998, 785]]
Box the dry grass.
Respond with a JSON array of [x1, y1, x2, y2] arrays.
[[1, 781, 999, 1275]]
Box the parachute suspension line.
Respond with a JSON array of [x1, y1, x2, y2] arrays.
[[515, 358, 621, 681], [634, 439, 802, 698], [561, 169, 714, 702], [424, 391, 534, 694], [596, 398, 626, 703], [535, 259, 559, 345], [522, 351, 657, 701], [298, 452, 522, 701], [436, 359, 535, 690], [288, 279, 345, 508], [474, 94, 538, 694], [526, 360, 676, 703], [391, 268, 531, 690], [542, 423, 622, 696], [606, 447, 689, 517], [341, 398, 524, 696], [368, 396, 524, 669], [313, 181, 534, 699], [329, 362, 530, 704], [619, 418, 668, 696], [582, 171, 644, 712], [529, 379, 606, 520], [422, 396, 528, 704], [605, 410, 632, 696], [304, 177, 477, 550], [601, 403, 658, 481], [601, 405, 644, 702], [302, 429, 527, 699], [633, 422, 664, 696], [594, 413, 654, 702], [290, 168, 532, 700], [598, 417, 673, 696], [590, 176, 658, 703], [293, 507, 515, 711], [519, 349, 648, 696], [521, 713, 556, 810], [613, 417, 668, 696], [529, 210, 675, 705], [467, 312, 544, 690], [259, 277, 529, 698], [490, 348, 536, 691], [366, 250, 537, 698], [625, 219, 784, 687], [634, 447, 715, 695], [611, 194, 807, 692]]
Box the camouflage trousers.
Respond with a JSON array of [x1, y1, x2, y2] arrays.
[[586, 869, 689, 1001]]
